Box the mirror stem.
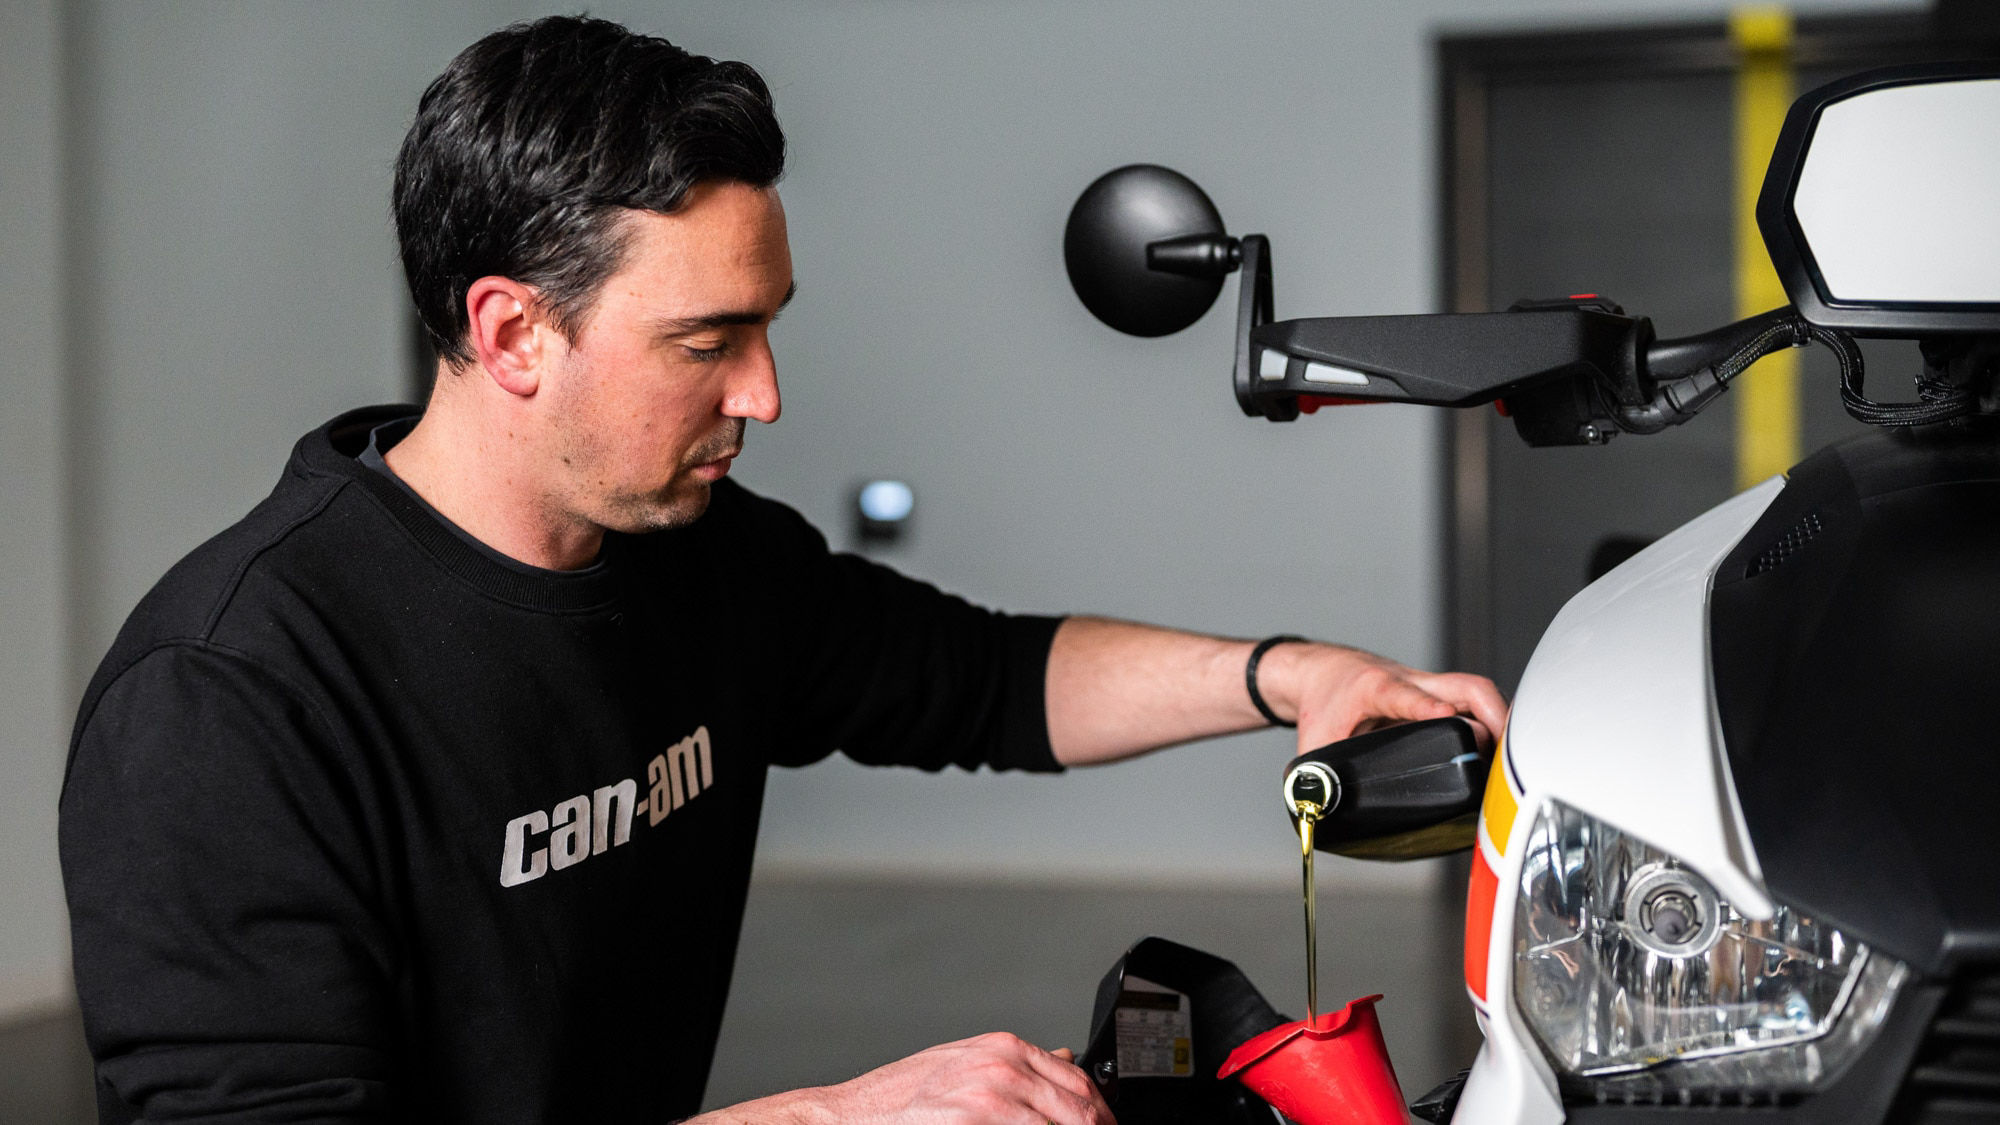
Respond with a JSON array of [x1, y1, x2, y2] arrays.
[[1146, 233, 1240, 278]]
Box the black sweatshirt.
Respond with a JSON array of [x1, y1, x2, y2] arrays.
[[59, 405, 1062, 1123]]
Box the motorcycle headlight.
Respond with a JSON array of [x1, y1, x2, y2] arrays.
[[1513, 800, 1908, 1103]]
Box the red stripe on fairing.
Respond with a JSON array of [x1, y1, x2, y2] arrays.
[[1465, 847, 1499, 1003]]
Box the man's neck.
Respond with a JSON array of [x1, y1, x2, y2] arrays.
[[383, 408, 604, 572]]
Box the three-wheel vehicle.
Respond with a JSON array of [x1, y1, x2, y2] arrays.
[[1064, 62, 2000, 1123]]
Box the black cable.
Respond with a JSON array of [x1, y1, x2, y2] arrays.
[[1646, 311, 1977, 430], [1711, 314, 1812, 385], [1815, 323, 1978, 427], [1621, 309, 1808, 434]]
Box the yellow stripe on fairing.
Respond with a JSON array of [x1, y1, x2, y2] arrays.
[[1479, 738, 1519, 858], [1732, 6, 1799, 490]]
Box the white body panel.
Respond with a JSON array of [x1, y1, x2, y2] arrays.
[[1457, 1041, 1566, 1125], [1451, 475, 1788, 1123], [1505, 475, 1783, 916]]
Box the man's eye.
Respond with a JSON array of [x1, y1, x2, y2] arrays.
[[682, 343, 729, 362]]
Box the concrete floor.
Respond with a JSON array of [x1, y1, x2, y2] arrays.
[[0, 875, 1469, 1120]]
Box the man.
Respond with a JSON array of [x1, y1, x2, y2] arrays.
[[59, 16, 1504, 1124]]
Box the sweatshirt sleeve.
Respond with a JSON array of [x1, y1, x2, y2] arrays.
[[59, 642, 397, 1122], [722, 488, 1065, 773]]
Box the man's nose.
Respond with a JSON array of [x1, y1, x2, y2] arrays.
[[723, 343, 781, 424]]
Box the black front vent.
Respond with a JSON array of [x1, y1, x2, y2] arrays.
[[1746, 509, 1827, 578], [1894, 966, 2000, 1122]]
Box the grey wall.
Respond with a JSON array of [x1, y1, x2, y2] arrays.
[[1, 0, 70, 1017], [4, 0, 1920, 1022]]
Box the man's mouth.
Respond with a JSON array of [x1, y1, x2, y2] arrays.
[[689, 447, 741, 480], [686, 421, 747, 481]]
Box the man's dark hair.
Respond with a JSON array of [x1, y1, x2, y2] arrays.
[[394, 16, 786, 366]]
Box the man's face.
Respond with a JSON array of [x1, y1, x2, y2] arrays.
[[541, 181, 793, 534]]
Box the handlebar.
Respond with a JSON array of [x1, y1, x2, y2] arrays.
[[1232, 277, 1826, 446]]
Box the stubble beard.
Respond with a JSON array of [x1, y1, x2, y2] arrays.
[[597, 418, 747, 535]]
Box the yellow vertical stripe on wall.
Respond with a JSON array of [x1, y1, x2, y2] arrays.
[[1732, 7, 1799, 490]]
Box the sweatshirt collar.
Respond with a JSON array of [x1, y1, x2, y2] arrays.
[[296, 405, 625, 613]]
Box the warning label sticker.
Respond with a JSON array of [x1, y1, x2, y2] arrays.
[[1113, 975, 1193, 1078]]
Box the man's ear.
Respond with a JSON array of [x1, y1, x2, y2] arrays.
[[464, 276, 552, 397]]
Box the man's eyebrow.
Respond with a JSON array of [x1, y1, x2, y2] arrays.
[[648, 282, 797, 337]]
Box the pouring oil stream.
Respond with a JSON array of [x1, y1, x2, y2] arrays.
[[1285, 763, 1336, 1024]]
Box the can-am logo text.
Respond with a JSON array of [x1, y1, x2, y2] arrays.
[[498, 725, 714, 888]]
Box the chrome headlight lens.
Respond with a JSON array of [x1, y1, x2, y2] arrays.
[[1513, 801, 1908, 1100]]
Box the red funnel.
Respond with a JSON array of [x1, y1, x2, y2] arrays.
[[1217, 994, 1411, 1125]]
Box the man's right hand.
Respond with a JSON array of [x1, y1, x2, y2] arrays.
[[693, 1032, 1115, 1124]]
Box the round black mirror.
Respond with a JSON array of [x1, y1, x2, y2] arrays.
[[1064, 164, 1233, 337]]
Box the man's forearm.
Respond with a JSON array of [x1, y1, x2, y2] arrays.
[[686, 1086, 825, 1125], [1044, 617, 1268, 766], [1043, 616, 1510, 766]]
